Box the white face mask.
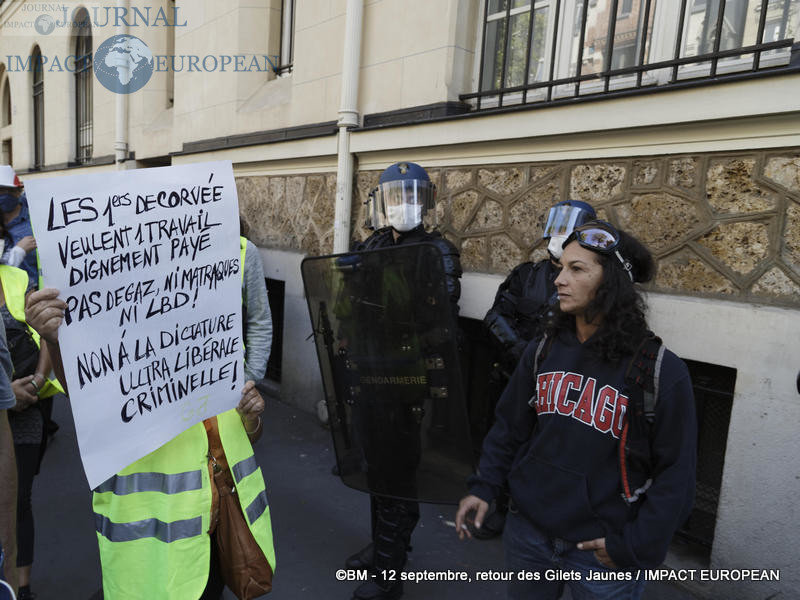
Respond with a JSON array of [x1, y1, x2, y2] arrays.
[[547, 234, 567, 259], [386, 203, 422, 232]]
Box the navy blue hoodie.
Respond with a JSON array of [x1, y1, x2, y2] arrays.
[[469, 329, 696, 569]]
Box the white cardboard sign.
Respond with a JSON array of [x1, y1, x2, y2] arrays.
[[25, 161, 244, 489]]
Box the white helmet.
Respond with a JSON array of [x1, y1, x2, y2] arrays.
[[0, 165, 22, 189]]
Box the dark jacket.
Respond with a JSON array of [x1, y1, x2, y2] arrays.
[[484, 259, 558, 371], [469, 329, 697, 569], [355, 226, 462, 317]]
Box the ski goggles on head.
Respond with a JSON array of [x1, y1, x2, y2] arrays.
[[564, 221, 634, 282]]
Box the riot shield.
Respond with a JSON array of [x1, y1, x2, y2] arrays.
[[301, 243, 474, 504]]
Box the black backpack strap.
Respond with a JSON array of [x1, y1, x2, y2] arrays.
[[623, 333, 664, 421], [645, 342, 666, 418], [534, 334, 552, 374], [527, 334, 552, 408], [619, 333, 664, 504]]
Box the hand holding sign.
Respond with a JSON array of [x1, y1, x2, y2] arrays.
[[24, 288, 66, 346], [25, 161, 245, 489]]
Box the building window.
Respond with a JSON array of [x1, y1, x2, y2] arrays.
[[74, 9, 93, 164], [276, 0, 295, 75], [678, 359, 736, 552], [680, 0, 798, 74], [1, 140, 10, 165], [264, 278, 285, 382], [1, 68, 11, 165], [1, 74, 10, 128], [466, 0, 799, 110], [32, 47, 44, 169], [479, 0, 557, 99]]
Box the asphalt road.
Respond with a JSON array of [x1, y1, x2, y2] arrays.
[[27, 394, 703, 599]]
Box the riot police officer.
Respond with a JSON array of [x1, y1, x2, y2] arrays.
[[343, 161, 462, 600], [475, 199, 596, 539]]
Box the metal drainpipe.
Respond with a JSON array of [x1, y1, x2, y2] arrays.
[[319, 0, 364, 423], [332, 0, 364, 253], [114, 0, 129, 168]]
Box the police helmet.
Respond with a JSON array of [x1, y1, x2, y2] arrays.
[[543, 200, 596, 260], [366, 162, 437, 232]]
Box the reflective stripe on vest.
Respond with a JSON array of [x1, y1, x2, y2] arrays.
[[231, 455, 259, 482], [95, 470, 203, 495], [95, 512, 202, 543], [246, 489, 269, 524]]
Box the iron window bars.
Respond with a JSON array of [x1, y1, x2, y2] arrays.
[[462, 0, 798, 111], [75, 10, 93, 165]]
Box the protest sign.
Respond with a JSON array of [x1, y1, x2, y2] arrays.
[[25, 161, 244, 489]]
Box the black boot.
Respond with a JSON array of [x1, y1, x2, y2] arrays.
[[345, 542, 373, 570], [17, 586, 37, 600], [352, 499, 417, 600]]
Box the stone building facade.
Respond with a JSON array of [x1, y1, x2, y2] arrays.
[[238, 149, 800, 309]]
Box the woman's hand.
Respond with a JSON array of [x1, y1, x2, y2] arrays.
[[11, 375, 37, 411], [577, 537, 618, 569], [454, 494, 489, 540], [15, 235, 37, 254], [237, 380, 265, 438], [24, 288, 65, 345]]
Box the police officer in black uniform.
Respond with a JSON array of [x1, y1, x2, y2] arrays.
[[475, 200, 596, 539], [344, 162, 462, 600]]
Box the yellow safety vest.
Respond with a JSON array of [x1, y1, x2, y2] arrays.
[[0, 264, 63, 398], [92, 238, 274, 599], [93, 410, 275, 599]]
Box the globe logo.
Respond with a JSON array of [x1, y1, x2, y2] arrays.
[[94, 35, 154, 95], [34, 14, 56, 36]]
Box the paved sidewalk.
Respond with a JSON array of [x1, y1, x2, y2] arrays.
[[30, 395, 704, 599]]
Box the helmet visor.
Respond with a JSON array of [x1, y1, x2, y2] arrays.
[[370, 179, 437, 232], [543, 204, 591, 239]]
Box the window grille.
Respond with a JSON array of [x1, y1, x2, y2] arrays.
[[275, 0, 296, 75], [678, 359, 736, 550], [75, 10, 93, 164], [464, 0, 799, 111]]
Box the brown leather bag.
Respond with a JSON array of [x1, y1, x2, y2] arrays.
[[214, 468, 273, 599]]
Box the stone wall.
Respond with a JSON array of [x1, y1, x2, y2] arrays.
[[236, 173, 338, 257], [237, 149, 800, 308]]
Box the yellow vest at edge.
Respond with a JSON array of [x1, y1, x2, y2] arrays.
[[0, 264, 63, 398]]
